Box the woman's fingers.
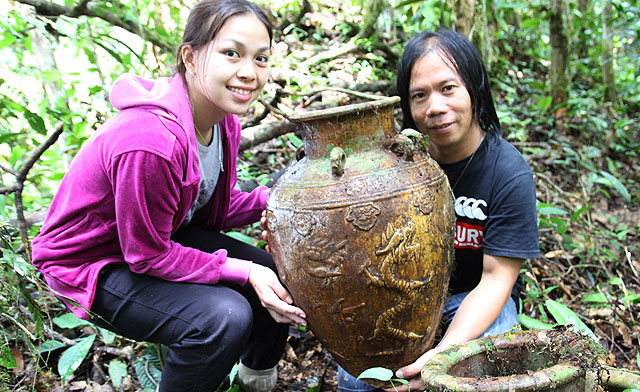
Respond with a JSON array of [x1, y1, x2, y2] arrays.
[[249, 264, 306, 325], [260, 212, 272, 253]]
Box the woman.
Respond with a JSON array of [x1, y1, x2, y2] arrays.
[[32, 1, 306, 391]]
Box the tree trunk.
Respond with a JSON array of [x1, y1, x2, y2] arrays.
[[602, 0, 619, 105], [448, 0, 475, 37], [31, 29, 73, 169], [479, 0, 492, 71], [446, 0, 491, 69], [360, 0, 384, 38], [575, 0, 593, 60], [550, 0, 571, 107]]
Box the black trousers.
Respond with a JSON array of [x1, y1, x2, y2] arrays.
[[91, 225, 289, 392]]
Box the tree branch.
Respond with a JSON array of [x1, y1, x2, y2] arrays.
[[16, 125, 65, 183], [1, 124, 65, 245], [16, 0, 174, 53], [301, 38, 359, 68], [0, 161, 19, 176], [239, 121, 296, 152]]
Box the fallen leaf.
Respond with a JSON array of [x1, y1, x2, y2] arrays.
[[585, 307, 614, 319], [11, 347, 23, 372], [545, 250, 564, 258]]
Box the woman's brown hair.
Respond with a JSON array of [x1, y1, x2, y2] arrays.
[[176, 0, 273, 78]]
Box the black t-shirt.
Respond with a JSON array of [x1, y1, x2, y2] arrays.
[[439, 134, 540, 297]]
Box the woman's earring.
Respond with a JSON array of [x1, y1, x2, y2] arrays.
[[190, 71, 195, 78]]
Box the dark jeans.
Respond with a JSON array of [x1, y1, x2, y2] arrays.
[[91, 225, 289, 392]]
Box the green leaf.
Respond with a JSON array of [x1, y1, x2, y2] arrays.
[[549, 217, 568, 235], [598, 171, 631, 202], [0, 345, 17, 369], [545, 299, 599, 342], [582, 293, 608, 303], [520, 18, 541, 28], [517, 314, 554, 330], [98, 327, 117, 344], [3, 252, 34, 276], [357, 367, 393, 381], [0, 32, 16, 49], [537, 96, 553, 112], [135, 345, 163, 390], [108, 358, 128, 388], [58, 335, 96, 383], [23, 109, 47, 134], [223, 363, 239, 392], [53, 313, 93, 329], [608, 277, 623, 285], [620, 294, 640, 304], [37, 340, 66, 354], [287, 133, 304, 148], [225, 231, 256, 245], [570, 206, 589, 222], [395, 0, 424, 8], [537, 204, 568, 215]]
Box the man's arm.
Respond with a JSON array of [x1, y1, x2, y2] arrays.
[[386, 254, 523, 392]]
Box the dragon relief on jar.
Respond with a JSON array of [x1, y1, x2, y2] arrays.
[[296, 235, 347, 287], [329, 298, 366, 329], [362, 220, 433, 356], [293, 211, 316, 237], [345, 203, 381, 231], [413, 188, 435, 215]]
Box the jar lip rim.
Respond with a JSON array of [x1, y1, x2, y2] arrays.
[[290, 96, 400, 122]]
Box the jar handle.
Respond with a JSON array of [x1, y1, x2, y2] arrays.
[[389, 134, 415, 161], [330, 147, 346, 177]]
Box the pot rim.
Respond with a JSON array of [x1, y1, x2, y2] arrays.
[[290, 96, 400, 122], [421, 330, 584, 391]]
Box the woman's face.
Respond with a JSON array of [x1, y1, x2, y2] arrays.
[[189, 14, 271, 120]]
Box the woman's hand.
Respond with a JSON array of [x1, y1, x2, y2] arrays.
[[260, 210, 271, 253], [248, 263, 306, 325]]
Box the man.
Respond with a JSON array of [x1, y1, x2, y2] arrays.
[[337, 29, 539, 392]]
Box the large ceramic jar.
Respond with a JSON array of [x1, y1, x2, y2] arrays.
[[265, 97, 455, 386]]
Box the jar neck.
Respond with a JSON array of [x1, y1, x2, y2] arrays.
[[296, 99, 398, 159]]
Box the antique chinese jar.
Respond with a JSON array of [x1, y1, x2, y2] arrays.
[[264, 97, 455, 386]]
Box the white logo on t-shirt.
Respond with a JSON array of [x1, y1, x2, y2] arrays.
[[454, 197, 487, 220]]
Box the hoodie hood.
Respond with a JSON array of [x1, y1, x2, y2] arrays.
[[110, 74, 193, 132], [107, 73, 200, 191]]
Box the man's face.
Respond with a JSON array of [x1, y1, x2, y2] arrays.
[[408, 50, 483, 163]]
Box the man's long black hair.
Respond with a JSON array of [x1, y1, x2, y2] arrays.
[[397, 30, 501, 137]]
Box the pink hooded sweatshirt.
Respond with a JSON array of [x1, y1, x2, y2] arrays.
[[32, 74, 269, 319]]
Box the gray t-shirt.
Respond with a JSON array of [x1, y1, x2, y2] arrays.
[[182, 124, 224, 225]]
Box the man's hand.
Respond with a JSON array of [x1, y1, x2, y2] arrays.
[[383, 345, 449, 392], [248, 263, 306, 325]]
